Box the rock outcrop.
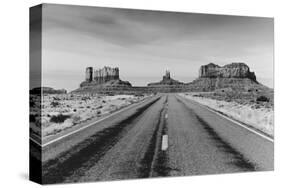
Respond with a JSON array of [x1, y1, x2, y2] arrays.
[[93, 66, 119, 84], [148, 70, 184, 86], [190, 62, 259, 91], [85, 67, 93, 82], [199, 62, 256, 81], [79, 66, 131, 89], [74, 62, 264, 94], [84, 66, 119, 83]]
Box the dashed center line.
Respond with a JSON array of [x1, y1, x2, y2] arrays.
[[161, 135, 168, 151], [165, 113, 168, 119]]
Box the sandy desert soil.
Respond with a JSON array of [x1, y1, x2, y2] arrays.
[[30, 93, 150, 139], [179, 90, 274, 137]]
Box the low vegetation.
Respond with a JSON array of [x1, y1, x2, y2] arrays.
[[180, 90, 274, 137], [30, 93, 150, 139], [50, 114, 71, 123], [256, 95, 270, 102]]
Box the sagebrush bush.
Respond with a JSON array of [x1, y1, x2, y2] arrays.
[[51, 101, 60, 107], [50, 114, 71, 123], [72, 115, 81, 124], [256, 96, 270, 102]]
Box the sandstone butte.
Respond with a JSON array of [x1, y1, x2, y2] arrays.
[[72, 62, 269, 94]]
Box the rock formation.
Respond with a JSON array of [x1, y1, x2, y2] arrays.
[[74, 62, 264, 94], [84, 66, 119, 84], [79, 66, 131, 89], [199, 62, 256, 81], [148, 70, 184, 86], [85, 67, 93, 82], [190, 62, 259, 91], [93, 66, 119, 84]]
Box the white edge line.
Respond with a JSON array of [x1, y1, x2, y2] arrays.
[[177, 94, 274, 143], [31, 96, 153, 148]]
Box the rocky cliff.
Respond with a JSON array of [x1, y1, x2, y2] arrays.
[[148, 70, 184, 86], [79, 66, 131, 88], [75, 63, 265, 94], [85, 67, 93, 82], [93, 66, 119, 84], [190, 62, 259, 91], [199, 62, 256, 81]]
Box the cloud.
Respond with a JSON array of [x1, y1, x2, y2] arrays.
[[41, 4, 274, 90]]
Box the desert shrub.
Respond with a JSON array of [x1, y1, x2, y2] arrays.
[[72, 115, 81, 124], [96, 110, 101, 115], [225, 98, 232, 102], [50, 101, 60, 107], [193, 94, 203, 97], [250, 99, 255, 103], [73, 109, 77, 112], [256, 96, 270, 102], [82, 97, 90, 101], [96, 105, 103, 109], [50, 114, 71, 123], [135, 94, 144, 97], [105, 92, 114, 96]]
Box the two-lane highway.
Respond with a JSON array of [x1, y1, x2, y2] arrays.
[[166, 94, 272, 176], [33, 93, 273, 184]]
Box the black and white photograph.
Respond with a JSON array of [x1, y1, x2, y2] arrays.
[[29, 3, 274, 185]]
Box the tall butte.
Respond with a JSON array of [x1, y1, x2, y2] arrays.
[[189, 62, 264, 91], [148, 69, 184, 86], [79, 66, 131, 88]]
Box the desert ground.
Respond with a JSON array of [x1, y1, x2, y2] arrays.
[[179, 89, 274, 137], [30, 93, 150, 140], [30, 92, 273, 184]]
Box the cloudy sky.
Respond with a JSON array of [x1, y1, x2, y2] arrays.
[[40, 4, 274, 91]]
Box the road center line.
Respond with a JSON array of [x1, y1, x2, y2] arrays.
[[161, 135, 168, 151], [165, 113, 168, 119]]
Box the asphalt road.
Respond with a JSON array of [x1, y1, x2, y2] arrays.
[[36, 94, 273, 184]]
